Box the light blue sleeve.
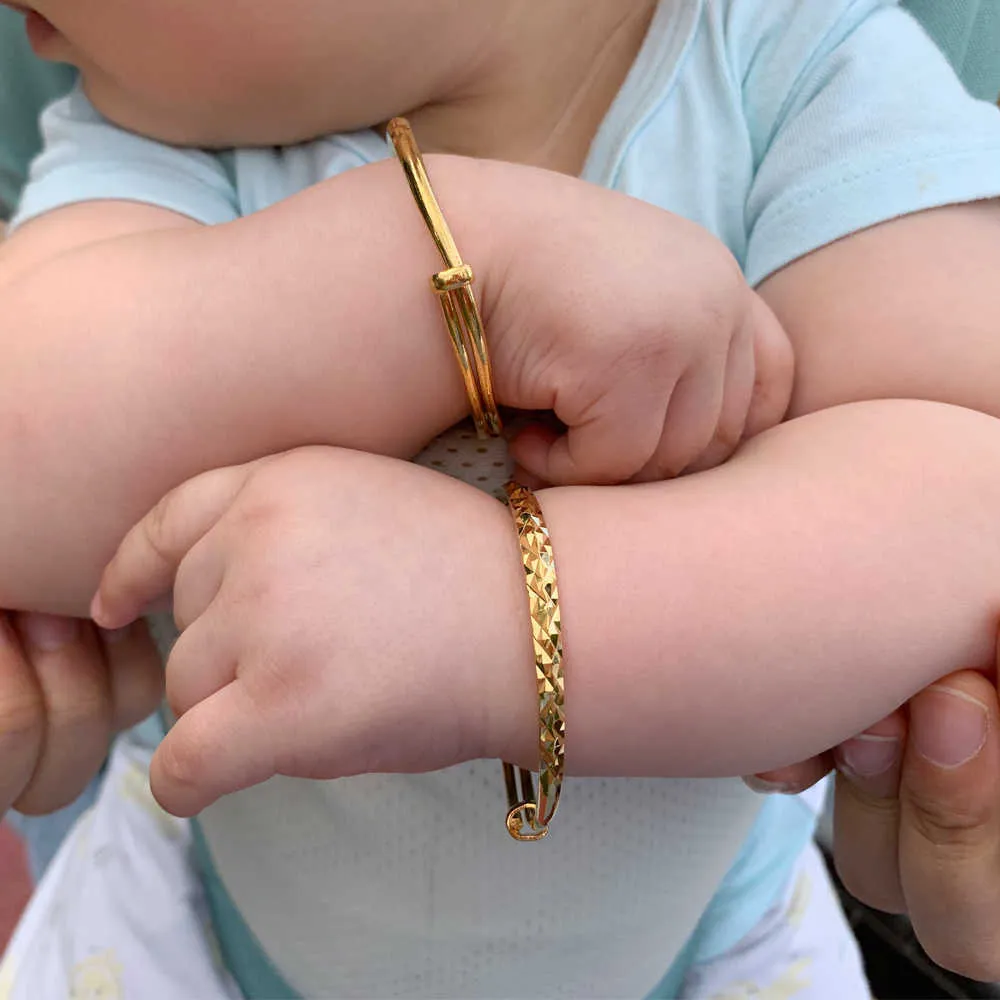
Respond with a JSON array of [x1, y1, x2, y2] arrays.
[[738, 0, 1000, 286], [10, 84, 239, 230]]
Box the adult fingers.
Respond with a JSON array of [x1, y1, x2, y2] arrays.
[[898, 672, 1000, 981], [0, 613, 45, 816], [13, 614, 112, 815], [831, 710, 907, 914]]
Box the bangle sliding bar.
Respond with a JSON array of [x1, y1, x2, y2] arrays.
[[387, 118, 502, 439], [503, 482, 565, 842]]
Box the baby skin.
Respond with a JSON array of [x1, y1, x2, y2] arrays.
[[1, 0, 1000, 814]]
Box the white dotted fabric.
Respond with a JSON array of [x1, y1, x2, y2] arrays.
[[153, 423, 764, 998], [412, 419, 514, 498]]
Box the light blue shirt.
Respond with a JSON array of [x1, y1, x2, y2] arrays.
[[15, 0, 1000, 290], [12, 1, 1000, 996]]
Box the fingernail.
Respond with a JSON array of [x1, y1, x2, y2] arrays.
[[911, 685, 989, 769], [20, 613, 79, 652], [743, 776, 796, 796], [836, 734, 900, 778]]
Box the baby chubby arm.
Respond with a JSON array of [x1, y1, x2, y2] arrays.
[[760, 201, 1000, 421], [523, 202, 1000, 777], [90, 398, 1000, 808], [0, 154, 792, 615], [526, 398, 1000, 778], [0, 158, 496, 614]]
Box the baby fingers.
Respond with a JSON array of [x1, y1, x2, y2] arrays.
[[92, 461, 262, 630], [151, 682, 278, 817]]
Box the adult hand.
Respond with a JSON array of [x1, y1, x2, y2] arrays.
[[751, 662, 1000, 982], [0, 611, 163, 817]]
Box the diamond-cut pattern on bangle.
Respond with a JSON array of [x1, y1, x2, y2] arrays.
[[503, 483, 564, 841]]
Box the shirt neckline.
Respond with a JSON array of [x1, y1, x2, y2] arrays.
[[581, 0, 704, 187]]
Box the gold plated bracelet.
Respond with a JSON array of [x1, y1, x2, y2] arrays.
[[387, 118, 502, 439], [503, 482, 565, 842]]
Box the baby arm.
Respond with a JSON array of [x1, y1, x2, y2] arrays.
[[91, 398, 1000, 813], [0, 155, 788, 614], [539, 398, 1000, 778], [84, 196, 1000, 808], [0, 162, 471, 613], [760, 201, 1000, 420]]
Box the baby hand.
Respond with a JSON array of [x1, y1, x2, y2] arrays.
[[91, 447, 535, 817], [485, 173, 793, 484]]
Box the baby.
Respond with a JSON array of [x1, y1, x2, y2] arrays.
[[3, 1, 1000, 998]]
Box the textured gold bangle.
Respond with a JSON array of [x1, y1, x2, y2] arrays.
[[502, 482, 565, 842], [386, 118, 502, 440]]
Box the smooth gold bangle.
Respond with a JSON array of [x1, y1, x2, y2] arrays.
[[386, 117, 502, 439], [502, 482, 565, 842]]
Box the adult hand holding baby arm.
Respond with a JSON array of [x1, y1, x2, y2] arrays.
[[753, 668, 1000, 982], [839, 668, 1000, 982], [746, 201, 1000, 979]]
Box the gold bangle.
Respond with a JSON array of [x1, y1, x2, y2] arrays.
[[502, 482, 565, 842], [386, 118, 502, 440]]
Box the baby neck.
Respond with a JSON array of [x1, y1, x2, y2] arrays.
[[404, 0, 658, 176]]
